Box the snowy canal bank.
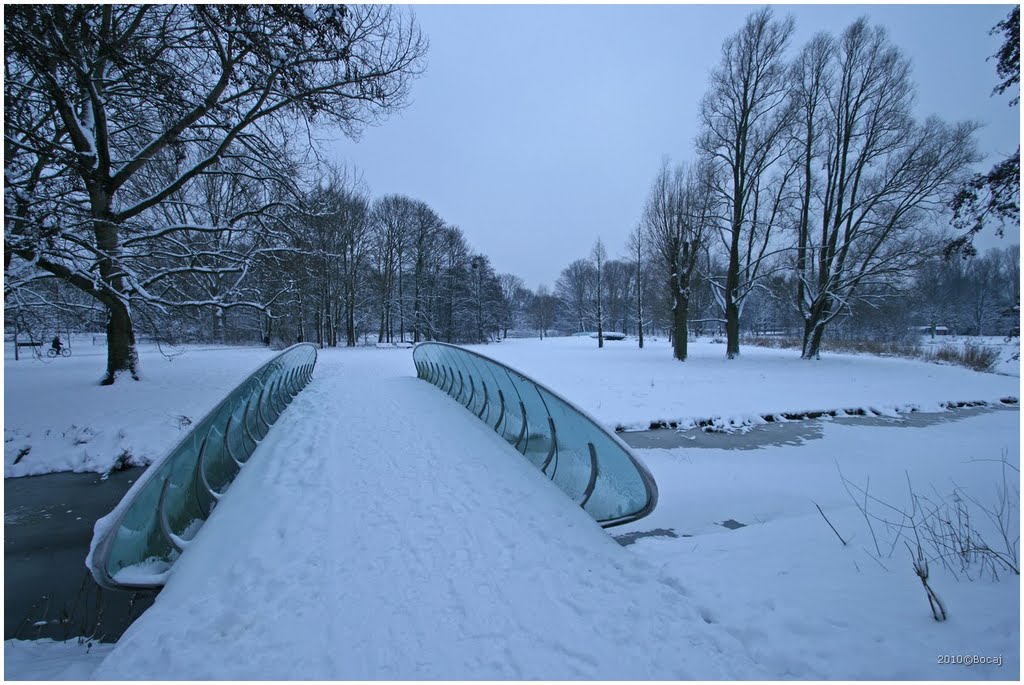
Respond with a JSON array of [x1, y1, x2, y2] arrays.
[[4, 341, 1019, 678], [468, 336, 1019, 431], [4, 340, 277, 478]]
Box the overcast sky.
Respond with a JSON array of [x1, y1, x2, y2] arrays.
[[329, 3, 1020, 290]]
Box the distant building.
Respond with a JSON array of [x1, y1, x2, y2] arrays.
[[914, 325, 951, 336]]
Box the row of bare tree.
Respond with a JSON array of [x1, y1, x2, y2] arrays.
[[627, 9, 996, 361], [539, 236, 1016, 356], [278, 180, 517, 348], [539, 8, 1016, 357], [4, 4, 429, 383]]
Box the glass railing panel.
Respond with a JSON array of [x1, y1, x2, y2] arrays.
[[88, 344, 318, 590], [104, 460, 174, 579], [530, 385, 593, 502], [502, 367, 556, 470], [458, 352, 499, 425], [432, 345, 457, 395], [188, 398, 237, 514], [534, 385, 649, 523], [412, 342, 657, 528], [483, 362, 527, 445], [446, 349, 474, 406]]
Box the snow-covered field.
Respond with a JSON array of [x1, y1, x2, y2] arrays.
[[4, 339, 276, 477], [3, 638, 115, 680], [3, 338, 1019, 678], [5, 336, 1017, 478], [624, 409, 1019, 679], [466, 336, 1020, 431]]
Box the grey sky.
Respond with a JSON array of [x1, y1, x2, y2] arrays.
[[329, 3, 1020, 290]]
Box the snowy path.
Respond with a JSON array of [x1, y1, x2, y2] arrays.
[[95, 350, 762, 679]]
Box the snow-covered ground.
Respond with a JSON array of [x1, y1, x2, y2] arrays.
[[5, 336, 1016, 478], [3, 638, 115, 680], [4, 339, 276, 477], [466, 336, 1020, 431], [4, 339, 1019, 678], [621, 409, 1019, 679]]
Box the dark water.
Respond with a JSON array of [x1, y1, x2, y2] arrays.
[[4, 466, 157, 643]]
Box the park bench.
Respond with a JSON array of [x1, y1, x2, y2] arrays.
[[12, 340, 42, 361]]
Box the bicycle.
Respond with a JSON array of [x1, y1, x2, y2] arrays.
[[46, 347, 71, 358]]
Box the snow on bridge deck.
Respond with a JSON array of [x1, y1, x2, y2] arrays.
[[95, 349, 759, 679]]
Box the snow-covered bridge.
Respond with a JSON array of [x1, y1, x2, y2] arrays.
[[85, 345, 737, 679]]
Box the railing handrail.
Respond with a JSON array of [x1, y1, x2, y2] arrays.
[[88, 343, 317, 590], [412, 341, 658, 527]]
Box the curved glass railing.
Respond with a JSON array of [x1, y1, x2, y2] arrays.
[[87, 344, 318, 591], [412, 342, 658, 527]]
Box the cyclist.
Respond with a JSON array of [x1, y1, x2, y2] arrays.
[[51, 335, 63, 355]]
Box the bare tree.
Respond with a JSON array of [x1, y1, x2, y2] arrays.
[[788, 19, 980, 358], [498, 273, 526, 339], [4, 4, 426, 382], [603, 259, 632, 336], [529, 285, 558, 340], [964, 254, 1003, 337], [697, 7, 795, 359], [409, 201, 444, 342], [370, 195, 417, 343], [626, 227, 647, 348], [294, 166, 371, 348], [555, 259, 596, 333], [643, 159, 716, 361]]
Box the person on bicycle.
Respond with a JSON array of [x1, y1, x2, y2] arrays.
[[51, 335, 63, 355]]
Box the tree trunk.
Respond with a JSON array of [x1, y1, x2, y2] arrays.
[[413, 284, 421, 343], [725, 167, 744, 359], [801, 317, 816, 359], [634, 278, 643, 350], [672, 289, 688, 361], [103, 299, 139, 385], [398, 266, 405, 343], [94, 208, 139, 384], [346, 293, 356, 347], [801, 295, 830, 359], [725, 299, 740, 358], [805, 322, 826, 359], [724, 243, 741, 358], [213, 306, 225, 344]]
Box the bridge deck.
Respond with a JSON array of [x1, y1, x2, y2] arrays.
[[95, 350, 755, 679]]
